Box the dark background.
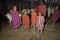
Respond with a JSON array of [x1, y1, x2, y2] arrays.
[[0, 0, 60, 22]]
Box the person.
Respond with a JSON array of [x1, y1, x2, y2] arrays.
[[47, 6, 51, 17], [5, 9, 12, 25], [45, 6, 60, 31], [11, 6, 22, 30], [40, 2, 46, 17], [36, 12, 45, 39], [22, 11, 30, 31], [36, 2, 46, 17], [47, 6, 55, 18], [51, 6, 60, 27], [36, 4, 40, 14], [31, 9, 37, 30]]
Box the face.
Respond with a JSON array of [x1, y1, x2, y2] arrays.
[[39, 12, 41, 16], [31, 9, 34, 12], [41, 2, 43, 5], [10, 10, 12, 13], [13, 6, 17, 11], [25, 11, 27, 15], [32, 10, 34, 12], [56, 6, 58, 9]]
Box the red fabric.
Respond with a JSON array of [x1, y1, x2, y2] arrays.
[[31, 11, 37, 24], [40, 5, 46, 17], [36, 5, 46, 17], [36, 5, 40, 13], [22, 14, 30, 29]]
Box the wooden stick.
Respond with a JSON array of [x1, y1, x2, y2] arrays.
[[45, 20, 51, 27]]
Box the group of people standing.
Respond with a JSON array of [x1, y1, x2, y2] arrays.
[[9, 5, 45, 34], [8, 2, 46, 37], [6, 1, 60, 39]]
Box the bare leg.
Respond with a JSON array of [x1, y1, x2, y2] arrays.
[[26, 24, 30, 33], [21, 24, 24, 29], [24, 25, 27, 31], [41, 30, 45, 40], [34, 24, 36, 30], [31, 24, 33, 27], [21, 25, 24, 27], [33, 24, 36, 35], [10, 20, 11, 25]]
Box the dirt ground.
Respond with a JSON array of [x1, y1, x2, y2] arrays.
[[0, 18, 60, 40]]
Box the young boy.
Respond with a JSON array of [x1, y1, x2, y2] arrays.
[[5, 10, 12, 25], [22, 11, 30, 30], [31, 9, 37, 30]]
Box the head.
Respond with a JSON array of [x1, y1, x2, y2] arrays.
[[31, 9, 35, 12], [40, 2, 43, 5], [10, 10, 12, 13], [13, 6, 17, 11], [38, 12, 43, 16], [24, 11, 27, 15], [26, 9, 30, 14], [56, 6, 59, 9], [22, 9, 26, 13]]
